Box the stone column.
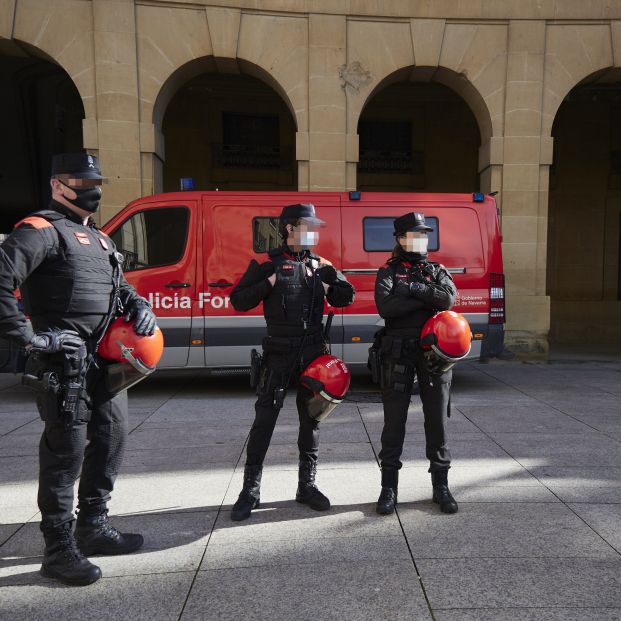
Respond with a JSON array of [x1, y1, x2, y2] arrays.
[[501, 20, 550, 354], [92, 0, 142, 224], [307, 14, 347, 190]]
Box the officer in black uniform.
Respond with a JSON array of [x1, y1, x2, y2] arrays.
[[230, 203, 355, 521], [373, 212, 458, 515], [0, 153, 157, 586]]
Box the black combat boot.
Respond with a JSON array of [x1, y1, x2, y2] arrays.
[[231, 465, 262, 521], [376, 469, 398, 515], [296, 461, 330, 511], [75, 509, 144, 556], [431, 469, 458, 514], [41, 522, 102, 586]]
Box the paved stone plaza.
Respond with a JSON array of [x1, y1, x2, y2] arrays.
[[0, 355, 620, 620]]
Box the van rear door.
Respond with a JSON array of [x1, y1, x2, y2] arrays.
[[202, 193, 342, 367], [106, 199, 199, 368]]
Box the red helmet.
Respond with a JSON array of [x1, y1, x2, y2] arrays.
[[98, 317, 164, 393], [420, 311, 472, 374], [300, 354, 351, 421]]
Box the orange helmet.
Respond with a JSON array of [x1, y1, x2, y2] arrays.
[[300, 354, 351, 421], [420, 311, 472, 374], [98, 317, 164, 393]]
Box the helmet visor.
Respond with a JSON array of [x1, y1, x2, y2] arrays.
[[306, 391, 343, 422], [103, 361, 155, 395]]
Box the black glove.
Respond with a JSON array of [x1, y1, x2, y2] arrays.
[[29, 330, 83, 354], [259, 261, 275, 280], [317, 265, 338, 285], [124, 302, 157, 336], [409, 281, 429, 298]]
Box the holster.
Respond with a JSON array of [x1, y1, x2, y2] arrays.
[[367, 328, 386, 385], [23, 349, 91, 427], [249, 348, 263, 388], [379, 334, 419, 394]]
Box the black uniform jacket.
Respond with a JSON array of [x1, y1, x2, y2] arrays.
[[0, 202, 143, 346], [230, 247, 354, 334], [375, 252, 457, 334]]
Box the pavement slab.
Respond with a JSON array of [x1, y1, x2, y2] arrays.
[[183, 561, 431, 621], [399, 502, 618, 559], [417, 557, 621, 609], [0, 572, 194, 621]]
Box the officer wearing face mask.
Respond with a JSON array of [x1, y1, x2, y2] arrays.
[[0, 153, 157, 586], [230, 203, 355, 521], [373, 212, 458, 516]]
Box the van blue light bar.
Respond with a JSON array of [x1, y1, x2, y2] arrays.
[[472, 192, 485, 202], [349, 191, 361, 200]]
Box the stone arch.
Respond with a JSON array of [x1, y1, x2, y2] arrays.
[[152, 57, 299, 135], [542, 24, 615, 138], [357, 66, 492, 144], [152, 57, 299, 192], [546, 66, 621, 345], [0, 36, 85, 229]]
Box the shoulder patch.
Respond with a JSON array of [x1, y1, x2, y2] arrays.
[[14, 216, 53, 230]]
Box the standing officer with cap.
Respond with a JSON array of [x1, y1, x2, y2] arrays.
[[230, 203, 355, 521], [372, 212, 458, 515], [0, 152, 157, 586]]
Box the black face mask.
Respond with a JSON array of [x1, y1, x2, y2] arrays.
[[62, 182, 102, 213], [398, 247, 428, 263]]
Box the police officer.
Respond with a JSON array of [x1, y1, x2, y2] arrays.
[[230, 203, 355, 521], [374, 212, 458, 515], [0, 153, 157, 586]]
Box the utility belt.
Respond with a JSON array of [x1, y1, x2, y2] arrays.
[[22, 349, 92, 428], [367, 328, 420, 387], [261, 330, 326, 354]]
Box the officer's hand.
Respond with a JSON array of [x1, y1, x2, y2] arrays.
[[317, 265, 338, 285], [29, 330, 83, 354], [409, 282, 429, 298], [125, 303, 157, 336]]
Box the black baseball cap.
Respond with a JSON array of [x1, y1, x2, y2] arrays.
[[51, 152, 104, 180], [279, 203, 325, 226], [393, 212, 433, 236]]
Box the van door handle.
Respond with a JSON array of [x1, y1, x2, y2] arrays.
[[165, 282, 191, 289], [208, 282, 233, 288]]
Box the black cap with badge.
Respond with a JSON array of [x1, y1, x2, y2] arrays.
[[279, 203, 325, 227], [51, 152, 104, 181], [393, 212, 433, 236]]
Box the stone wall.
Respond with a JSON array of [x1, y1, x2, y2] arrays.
[[2, 0, 621, 351]]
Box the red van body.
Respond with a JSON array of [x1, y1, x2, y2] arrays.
[[102, 191, 505, 370]]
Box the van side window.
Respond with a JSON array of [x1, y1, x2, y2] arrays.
[[110, 207, 190, 271], [252, 217, 282, 252], [363, 216, 439, 252]]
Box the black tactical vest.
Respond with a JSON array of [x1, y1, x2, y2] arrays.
[[21, 210, 117, 324], [384, 259, 442, 334], [263, 248, 325, 336]]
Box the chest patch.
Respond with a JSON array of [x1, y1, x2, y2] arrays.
[[281, 264, 294, 271], [74, 231, 91, 245]]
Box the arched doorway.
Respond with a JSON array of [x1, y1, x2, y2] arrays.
[[356, 72, 482, 192], [0, 40, 84, 232], [159, 66, 297, 193], [548, 70, 621, 345]]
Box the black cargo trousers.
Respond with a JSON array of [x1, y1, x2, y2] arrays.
[[246, 332, 329, 467], [26, 353, 128, 532], [378, 335, 452, 473]]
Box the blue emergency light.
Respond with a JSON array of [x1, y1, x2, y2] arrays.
[[349, 191, 361, 201], [180, 177, 195, 191], [472, 192, 485, 203]]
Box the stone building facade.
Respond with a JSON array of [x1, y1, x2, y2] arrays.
[[1, 0, 621, 353]]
